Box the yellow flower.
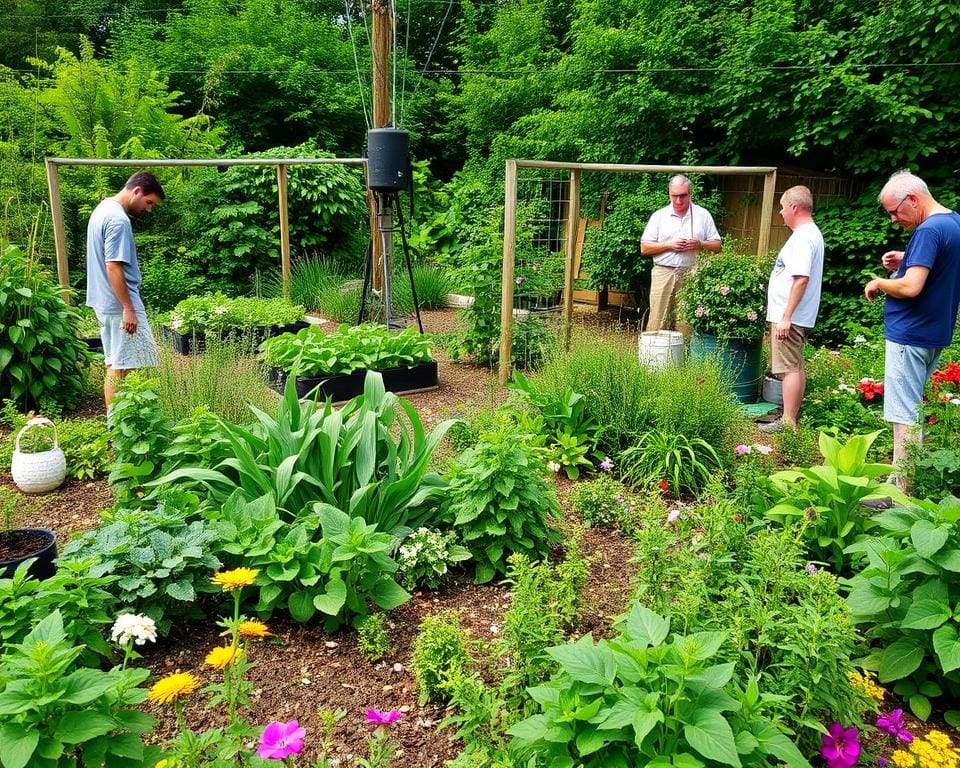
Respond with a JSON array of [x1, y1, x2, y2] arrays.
[[891, 750, 914, 768], [155, 760, 170, 768], [147, 673, 201, 705], [204, 644, 241, 670], [211, 568, 259, 591], [238, 620, 272, 638], [927, 732, 956, 751], [847, 669, 885, 701]]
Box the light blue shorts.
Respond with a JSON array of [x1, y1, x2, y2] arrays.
[[98, 312, 159, 370], [883, 340, 941, 426]]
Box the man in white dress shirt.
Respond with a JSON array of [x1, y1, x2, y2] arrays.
[[641, 175, 723, 332]]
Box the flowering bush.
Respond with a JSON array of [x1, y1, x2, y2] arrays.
[[396, 527, 471, 591], [678, 251, 769, 340]]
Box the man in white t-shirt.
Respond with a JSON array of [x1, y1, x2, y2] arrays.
[[760, 185, 824, 433], [641, 174, 722, 332]]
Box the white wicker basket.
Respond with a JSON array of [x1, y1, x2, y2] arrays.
[[11, 417, 67, 494]]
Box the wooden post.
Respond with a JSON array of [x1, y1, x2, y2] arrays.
[[562, 169, 580, 350], [276, 164, 291, 297], [368, 0, 394, 297], [757, 169, 778, 257], [45, 159, 71, 302], [498, 159, 518, 386]]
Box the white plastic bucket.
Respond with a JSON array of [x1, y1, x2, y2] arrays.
[[638, 331, 684, 368]]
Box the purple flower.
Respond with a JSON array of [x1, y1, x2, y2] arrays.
[[878, 759, 888, 768], [876, 709, 913, 743], [599, 456, 613, 472], [366, 708, 403, 726], [820, 723, 861, 768], [735, 444, 751, 455], [515, 276, 526, 285], [258, 721, 306, 760]]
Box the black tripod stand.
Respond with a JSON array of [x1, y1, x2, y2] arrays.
[[357, 190, 424, 334]]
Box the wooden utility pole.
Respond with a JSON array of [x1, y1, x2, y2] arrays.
[[368, 0, 394, 300]]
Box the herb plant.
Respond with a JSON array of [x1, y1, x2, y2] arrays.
[[0, 611, 157, 768], [108, 374, 171, 508], [444, 425, 561, 583], [571, 475, 626, 528], [357, 613, 392, 662], [164, 293, 305, 334], [508, 602, 811, 768], [259, 323, 434, 377], [845, 495, 960, 726], [0, 243, 90, 411], [411, 610, 473, 704], [396, 527, 471, 591]]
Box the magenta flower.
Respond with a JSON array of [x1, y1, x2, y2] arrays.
[[735, 444, 751, 455], [820, 723, 861, 768], [599, 456, 613, 472], [876, 710, 913, 743], [258, 720, 306, 760], [366, 708, 403, 726]]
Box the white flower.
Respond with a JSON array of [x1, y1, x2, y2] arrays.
[[547, 461, 561, 473], [110, 613, 157, 646], [951, 398, 960, 406], [853, 335, 867, 344], [490, 624, 499, 635], [666, 509, 680, 524], [752, 443, 773, 455]]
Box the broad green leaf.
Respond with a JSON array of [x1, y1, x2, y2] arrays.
[[685, 711, 741, 768], [623, 602, 670, 647], [632, 708, 664, 748], [911, 519, 950, 558], [0, 723, 39, 768], [909, 694, 932, 722], [54, 711, 116, 743], [313, 578, 347, 616], [507, 714, 549, 746], [900, 599, 951, 630], [371, 578, 410, 610], [933, 624, 960, 673], [878, 638, 925, 682], [547, 635, 617, 686], [289, 590, 316, 623]]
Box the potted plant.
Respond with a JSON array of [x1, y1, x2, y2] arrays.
[[0, 486, 58, 581], [260, 323, 438, 400], [75, 305, 103, 352], [678, 251, 770, 403]]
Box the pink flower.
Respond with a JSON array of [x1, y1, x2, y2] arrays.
[[735, 444, 751, 455], [599, 456, 614, 472], [753, 443, 772, 455], [258, 721, 306, 760], [366, 708, 403, 726], [820, 723, 861, 768], [695, 306, 706, 318], [666, 509, 680, 524], [806, 563, 818, 575], [876, 710, 913, 743], [746, 310, 758, 321], [719, 285, 730, 296]]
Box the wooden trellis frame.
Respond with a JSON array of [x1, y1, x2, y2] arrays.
[[498, 160, 779, 385], [44, 156, 367, 300]]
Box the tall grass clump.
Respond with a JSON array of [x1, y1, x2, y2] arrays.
[[534, 334, 746, 457], [315, 264, 451, 322], [393, 263, 452, 309], [316, 280, 363, 322], [262, 255, 345, 313], [154, 332, 278, 423]]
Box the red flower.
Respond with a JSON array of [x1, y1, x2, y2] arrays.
[[857, 378, 884, 401], [734, 514, 742, 523], [931, 362, 960, 390], [658, 479, 670, 493], [929, 415, 937, 424]]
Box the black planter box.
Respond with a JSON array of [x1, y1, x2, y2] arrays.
[[81, 335, 103, 352], [271, 361, 439, 402], [166, 321, 310, 355]]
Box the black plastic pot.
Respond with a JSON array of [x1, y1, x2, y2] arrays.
[[271, 361, 439, 402], [0, 528, 58, 581], [166, 321, 311, 355]]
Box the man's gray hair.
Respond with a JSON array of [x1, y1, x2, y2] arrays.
[[781, 185, 813, 211], [879, 170, 930, 202], [669, 174, 691, 190]]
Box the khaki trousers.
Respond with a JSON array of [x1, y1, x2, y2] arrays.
[[646, 264, 691, 333]]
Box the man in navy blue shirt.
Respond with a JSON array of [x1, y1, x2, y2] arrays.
[[865, 170, 960, 474]]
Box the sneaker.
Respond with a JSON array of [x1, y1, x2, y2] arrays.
[[758, 417, 785, 434]]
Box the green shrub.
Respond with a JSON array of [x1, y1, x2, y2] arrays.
[[411, 610, 473, 704], [60, 505, 222, 636], [109, 374, 171, 508], [570, 475, 626, 527], [0, 243, 90, 411], [396, 527, 471, 592], [443, 425, 561, 583], [393, 263, 453, 310], [262, 255, 344, 313], [357, 613, 392, 662], [534, 335, 744, 456]]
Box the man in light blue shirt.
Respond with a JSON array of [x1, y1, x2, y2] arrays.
[[85, 171, 164, 409]]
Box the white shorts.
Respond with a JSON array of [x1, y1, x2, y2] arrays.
[[98, 312, 159, 370]]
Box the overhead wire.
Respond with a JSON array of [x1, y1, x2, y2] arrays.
[[404, 0, 456, 118], [398, 0, 412, 125], [344, 0, 371, 128]]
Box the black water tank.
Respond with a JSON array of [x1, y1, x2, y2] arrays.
[[367, 128, 409, 190]]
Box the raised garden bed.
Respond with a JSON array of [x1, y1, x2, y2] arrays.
[[270, 360, 439, 401], [165, 321, 311, 355]]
